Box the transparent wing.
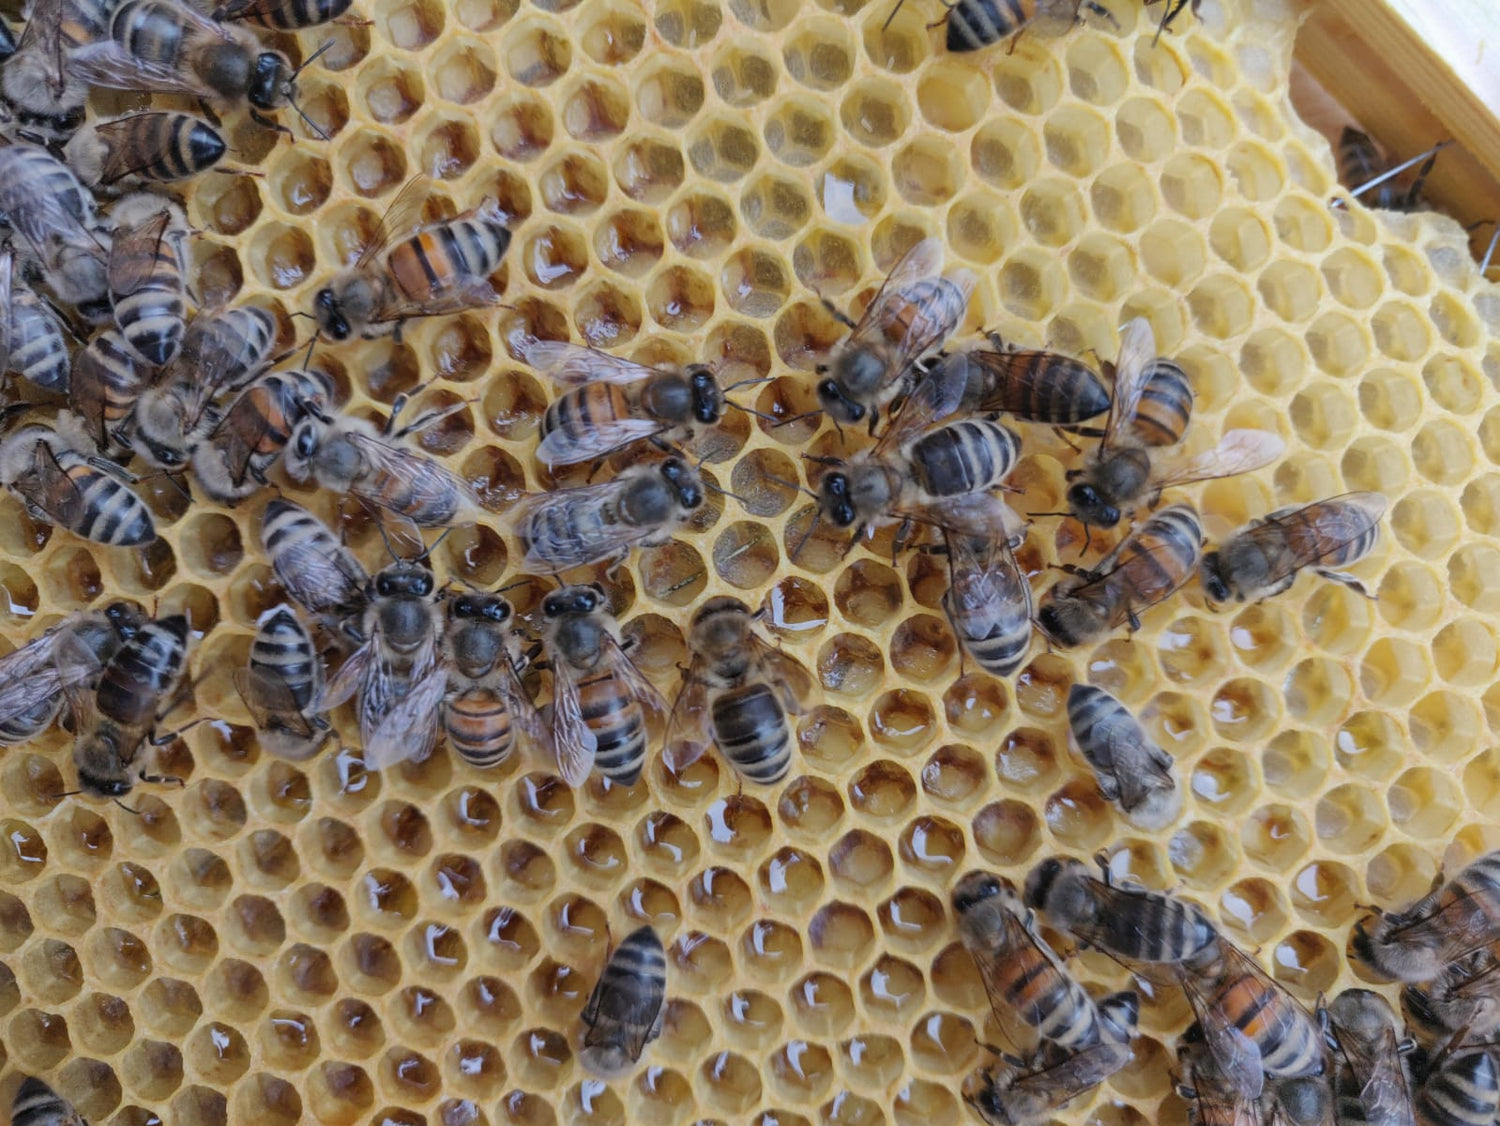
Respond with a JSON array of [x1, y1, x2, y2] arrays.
[[873, 354, 971, 457], [232, 665, 317, 737], [661, 665, 711, 773], [14, 0, 65, 66], [1030, 0, 1085, 35], [108, 207, 172, 296], [54, 630, 99, 738], [0, 625, 84, 726], [496, 657, 551, 756], [1181, 970, 1266, 1100], [548, 658, 598, 787], [894, 492, 1026, 542], [364, 664, 446, 770], [67, 40, 217, 98], [600, 633, 667, 719], [90, 116, 171, 184], [345, 430, 481, 519], [1358, 1024, 1416, 1126], [17, 440, 87, 529], [0, 249, 13, 375], [523, 341, 660, 386], [1101, 317, 1157, 451], [517, 480, 671, 572], [1153, 430, 1286, 488], [535, 417, 663, 467], [312, 642, 369, 713], [354, 174, 434, 268], [1263, 491, 1388, 569], [846, 236, 946, 347], [371, 275, 501, 325], [749, 636, 815, 714]]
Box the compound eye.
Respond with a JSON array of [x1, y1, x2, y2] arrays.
[[453, 595, 477, 617], [294, 427, 317, 456]]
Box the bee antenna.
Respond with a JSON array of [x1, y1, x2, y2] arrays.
[[114, 798, 143, 816], [700, 478, 751, 507], [1480, 223, 1500, 276], [497, 576, 542, 594], [760, 471, 817, 500], [881, 0, 904, 29], [52, 789, 81, 800], [297, 335, 318, 372], [800, 453, 843, 468], [789, 509, 821, 563], [292, 37, 337, 79], [722, 375, 774, 393], [726, 398, 787, 425], [413, 527, 455, 566], [767, 409, 822, 429]]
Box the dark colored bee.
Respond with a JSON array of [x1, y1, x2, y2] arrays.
[[579, 925, 667, 1078], [1336, 128, 1446, 212], [235, 605, 333, 761], [0, 417, 156, 546], [213, 0, 355, 29], [64, 110, 227, 185], [1350, 850, 1500, 983], [1414, 1050, 1498, 1126], [1067, 683, 1180, 830], [12, 1075, 87, 1126]]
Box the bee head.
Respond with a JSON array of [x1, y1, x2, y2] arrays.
[[1198, 550, 1231, 604], [815, 377, 865, 426], [248, 50, 294, 110], [313, 287, 350, 341], [689, 367, 724, 424], [1066, 481, 1120, 528], [818, 472, 857, 527], [659, 457, 703, 510], [104, 600, 147, 637], [451, 593, 511, 623], [543, 584, 603, 618], [950, 870, 1007, 916], [375, 564, 435, 600]]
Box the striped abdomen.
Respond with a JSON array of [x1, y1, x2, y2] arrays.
[[909, 419, 1021, 497], [542, 383, 635, 445], [1098, 504, 1203, 624], [583, 925, 666, 1055], [1419, 853, 1500, 957], [112, 222, 186, 366], [961, 350, 1110, 423], [1200, 965, 1322, 1080], [444, 688, 516, 768], [387, 215, 511, 305], [1281, 495, 1384, 569], [183, 305, 277, 386], [52, 449, 156, 545], [945, 0, 1030, 50], [109, 111, 226, 182], [995, 934, 1102, 1047], [97, 616, 188, 726], [576, 667, 647, 784], [1128, 360, 1193, 447], [9, 290, 70, 392], [110, 0, 191, 66], [250, 607, 319, 712], [70, 328, 146, 437], [1416, 1050, 1498, 1126], [219, 0, 353, 28], [0, 145, 95, 228], [226, 372, 311, 457], [520, 500, 613, 572], [710, 682, 791, 785], [882, 276, 968, 346], [12, 1077, 81, 1126], [1336, 128, 1385, 194], [58, 0, 115, 47]]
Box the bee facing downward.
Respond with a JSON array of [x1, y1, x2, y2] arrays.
[[579, 924, 667, 1079]]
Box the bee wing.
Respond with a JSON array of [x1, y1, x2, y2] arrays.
[[311, 641, 370, 713], [53, 630, 100, 737], [1090, 720, 1174, 813], [522, 341, 659, 386], [1101, 317, 1157, 451], [1261, 491, 1389, 568], [232, 665, 319, 737], [1356, 1025, 1416, 1126], [581, 964, 665, 1063], [374, 276, 502, 324], [600, 634, 668, 720], [0, 627, 85, 727], [364, 664, 446, 771], [1030, 0, 1086, 34], [108, 207, 172, 297], [1180, 967, 1266, 1101], [896, 493, 1026, 542], [354, 174, 435, 268], [67, 40, 218, 99], [846, 236, 966, 371], [661, 665, 711, 773], [748, 635, 815, 714], [1006, 1038, 1128, 1103], [547, 658, 598, 787], [516, 480, 670, 572], [345, 429, 482, 521], [496, 659, 551, 757], [15, 439, 87, 529], [14, 0, 66, 69], [1152, 429, 1286, 488], [88, 116, 172, 185], [535, 418, 664, 467], [0, 249, 13, 376], [872, 355, 971, 457]]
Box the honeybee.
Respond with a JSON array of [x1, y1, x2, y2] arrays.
[[1064, 318, 1284, 531], [12, 1076, 87, 1126], [0, 600, 145, 745], [212, 0, 355, 29], [942, 531, 1035, 678], [234, 604, 333, 761], [1349, 850, 1500, 983], [1200, 492, 1387, 605], [525, 340, 730, 466], [0, 248, 71, 394], [192, 365, 334, 503], [540, 583, 666, 787], [515, 457, 704, 574], [963, 993, 1139, 1126], [1336, 128, 1445, 213], [0, 415, 157, 545], [130, 303, 278, 469], [915, 0, 1113, 52], [1413, 1050, 1497, 1126], [1036, 503, 1204, 648], [816, 235, 974, 431], [442, 590, 548, 769], [108, 194, 188, 367], [1, 0, 114, 127], [65, 0, 321, 134], [1320, 989, 1415, 1126], [1023, 855, 1222, 972], [63, 612, 191, 797], [1401, 947, 1500, 1048], [579, 924, 667, 1079], [662, 596, 813, 786], [70, 328, 150, 450], [951, 869, 1120, 1049], [941, 337, 1111, 425], [311, 177, 511, 341], [259, 497, 367, 623], [1176, 1034, 1260, 1126], [314, 558, 446, 770], [0, 143, 108, 306], [1066, 683, 1181, 830], [64, 111, 227, 186]]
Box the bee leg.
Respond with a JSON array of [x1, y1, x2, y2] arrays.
[[137, 770, 186, 787], [585, 459, 606, 483], [1082, 0, 1118, 28], [249, 108, 295, 140], [1052, 427, 1085, 452], [1125, 607, 1142, 634], [1315, 569, 1375, 599]]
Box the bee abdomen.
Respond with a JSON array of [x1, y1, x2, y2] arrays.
[[542, 384, 632, 442], [444, 688, 516, 768], [1416, 1050, 1498, 1126], [230, 0, 353, 29], [97, 617, 187, 725], [9, 293, 70, 393], [111, 0, 185, 64], [150, 112, 227, 179], [1129, 360, 1193, 447], [945, 0, 1027, 50], [711, 683, 791, 785], [117, 289, 187, 367], [60, 456, 156, 545], [250, 608, 319, 710], [910, 419, 1020, 497], [579, 669, 646, 784], [0, 698, 64, 745], [71, 328, 147, 428], [12, 1077, 77, 1126]]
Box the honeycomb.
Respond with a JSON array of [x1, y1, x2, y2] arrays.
[[2, 0, 1500, 1122]]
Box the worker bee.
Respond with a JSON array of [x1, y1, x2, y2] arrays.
[[1176, 1034, 1260, 1126], [259, 497, 367, 624], [1320, 989, 1415, 1126], [1402, 947, 1500, 1047], [311, 176, 511, 341], [1, 0, 114, 127], [65, 0, 323, 135], [63, 612, 191, 797], [191, 365, 334, 503], [1200, 492, 1387, 605], [1064, 318, 1284, 532], [0, 248, 71, 394], [0, 415, 156, 545], [1350, 850, 1500, 983], [315, 557, 446, 770], [525, 340, 731, 466], [212, 0, 355, 29], [1023, 855, 1222, 972], [64, 111, 227, 186], [70, 328, 150, 450], [108, 194, 188, 367], [1413, 1050, 1498, 1126], [963, 993, 1138, 1126], [129, 303, 278, 469], [442, 590, 548, 769], [284, 404, 483, 545], [12, 1075, 87, 1126], [234, 605, 333, 761], [0, 600, 146, 745], [662, 596, 813, 786], [540, 583, 666, 787], [816, 235, 974, 431], [1336, 128, 1445, 213], [1036, 503, 1204, 648], [941, 531, 1035, 678], [940, 336, 1111, 425], [951, 869, 1118, 1049], [1066, 683, 1181, 830], [905, 0, 1113, 53], [515, 457, 704, 574], [579, 924, 667, 1079], [0, 143, 108, 307]]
